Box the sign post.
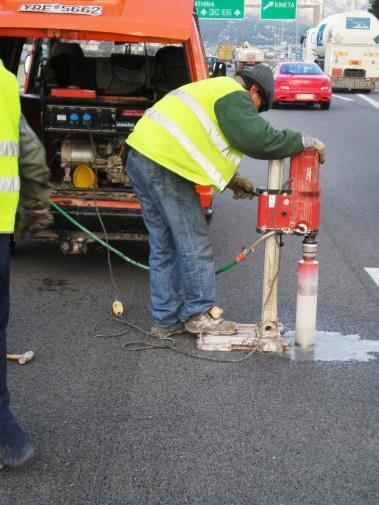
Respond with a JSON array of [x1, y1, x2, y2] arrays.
[[195, 0, 245, 19], [260, 0, 297, 20]]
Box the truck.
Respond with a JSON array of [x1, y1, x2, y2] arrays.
[[234, 42, 264, 72], [216, 43, 234, 64], [0, 0, 222, 252], [302, 10, 379, 91]]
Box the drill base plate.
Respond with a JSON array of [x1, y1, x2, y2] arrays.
[[197, 324, 291, 352]]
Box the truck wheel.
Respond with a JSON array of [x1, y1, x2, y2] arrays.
[[320, 102, 330, 110]]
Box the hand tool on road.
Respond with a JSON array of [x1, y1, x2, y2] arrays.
[[7, 351, 34, 365]]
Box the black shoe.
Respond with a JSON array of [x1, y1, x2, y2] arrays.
[[0, 442, 34, 469], [0, 406, 34, 469], [150, 325, 187, 339]]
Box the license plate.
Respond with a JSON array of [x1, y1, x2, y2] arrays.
[[18, 4, 103, 16], [296, 93, 314, 100]]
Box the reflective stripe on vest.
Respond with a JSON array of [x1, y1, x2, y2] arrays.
[[0, 140, 19, 157], [144, 108, 228, 190], [0, 175, 20, 192], [169, 89, 242, 166]]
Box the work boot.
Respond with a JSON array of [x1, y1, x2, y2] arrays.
[[0, 406, 34, 469], [184, 311, 238, 335], [150, 325, 188, 339]]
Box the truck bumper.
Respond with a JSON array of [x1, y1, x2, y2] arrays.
[[51, 201, 148, 238], [332, 77, 375, 90]]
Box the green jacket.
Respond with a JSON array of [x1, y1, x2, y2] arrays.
[[19, 115, 51, 210], [214, 82, 304, 160]]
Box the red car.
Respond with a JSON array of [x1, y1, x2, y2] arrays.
[[272, 62, 332, 110]]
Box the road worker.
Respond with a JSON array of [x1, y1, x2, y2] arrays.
[[0, 59, 52, 469], [126, 65, 325, 338]]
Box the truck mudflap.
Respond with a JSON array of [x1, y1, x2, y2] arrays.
[[332, 77, 375, 90]]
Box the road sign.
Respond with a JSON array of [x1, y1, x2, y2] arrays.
[[260, 0, 297, 20], [195, 0, 244, 19]]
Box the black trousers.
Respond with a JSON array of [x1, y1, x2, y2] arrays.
[[0, 234, 10, 411]]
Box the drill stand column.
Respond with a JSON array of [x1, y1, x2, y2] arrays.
[[197, 159, 290, 353]]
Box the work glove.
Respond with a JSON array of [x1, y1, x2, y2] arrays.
[[302, 135, 326, 164], [16, 203, 53, 239], [227, 174, 256, 199]]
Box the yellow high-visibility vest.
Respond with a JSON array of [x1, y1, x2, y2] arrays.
[[0, 60, 20, 233], [127, 77, 244, 191]]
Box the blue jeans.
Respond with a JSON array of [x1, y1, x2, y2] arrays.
[[127, 148, 216, 330], [0, 234, 10, 410], [0, 234, 31, 460]]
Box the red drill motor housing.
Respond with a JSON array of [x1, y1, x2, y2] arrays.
[[257, 149, 320, 235]]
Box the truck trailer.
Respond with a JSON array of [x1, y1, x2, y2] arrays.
[[234, 42, 264, 72], [216, 43, 234, 64]]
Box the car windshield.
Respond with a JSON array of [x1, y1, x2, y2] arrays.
[[280, 63, 323, 75]]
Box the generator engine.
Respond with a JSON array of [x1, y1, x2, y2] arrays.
[[43, 101, 145, 188], [60, 139, 127, 186]]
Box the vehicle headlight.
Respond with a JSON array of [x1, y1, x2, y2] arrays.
[[320, 86, 330, 91], [280, 85, 290, 90]]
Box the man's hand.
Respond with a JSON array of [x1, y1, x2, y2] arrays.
[[227, 174, 256, 199], [302, 135, 326, 164], [16, 204, 53, 239]]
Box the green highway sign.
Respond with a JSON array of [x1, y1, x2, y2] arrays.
[[260, 0, 297, 20], [195, 0, 244, 19]]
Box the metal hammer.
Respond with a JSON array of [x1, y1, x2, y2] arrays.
[[7, 351, 34, 365]]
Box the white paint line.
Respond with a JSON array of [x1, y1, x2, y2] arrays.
[[365, 268, 379, 287], [357, 94, 379, 110], [332, 94, 353, 101]]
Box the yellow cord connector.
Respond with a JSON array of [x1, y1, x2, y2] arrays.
[[208, 306, 224, 320], [112, 300, 124, 317]]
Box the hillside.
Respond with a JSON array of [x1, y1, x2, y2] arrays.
[[198, 0, 370, 48]]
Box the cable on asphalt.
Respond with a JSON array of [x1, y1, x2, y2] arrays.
[[92, 316, 258, 363], [54, 169, 287, 363]]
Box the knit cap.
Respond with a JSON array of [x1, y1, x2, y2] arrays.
[[236, 64, 274, 111]]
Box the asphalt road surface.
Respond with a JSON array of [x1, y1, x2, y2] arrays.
[[1, 90, 379, 505]]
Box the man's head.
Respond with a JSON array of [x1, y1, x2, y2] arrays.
[[234, 64, 274, 112]]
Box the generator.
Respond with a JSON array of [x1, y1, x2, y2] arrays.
[[43, 93, 146, 189]]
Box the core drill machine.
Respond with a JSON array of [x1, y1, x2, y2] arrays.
[[198, 149, 321, 352]]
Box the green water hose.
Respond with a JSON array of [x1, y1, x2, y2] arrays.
[[49, 200, 274, 275]]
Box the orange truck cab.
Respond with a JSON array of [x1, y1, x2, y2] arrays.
[[0, 0, 221, 248]]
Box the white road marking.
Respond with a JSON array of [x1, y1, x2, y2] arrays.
[[357, 94, 379, 109], [332, 94, 353, 101], [365, 268, 379, 287]]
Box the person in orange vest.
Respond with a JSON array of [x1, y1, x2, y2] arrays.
[[0, 59, 52, 469]]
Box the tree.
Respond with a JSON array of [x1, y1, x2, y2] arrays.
[[369, 0, 379, 19]]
